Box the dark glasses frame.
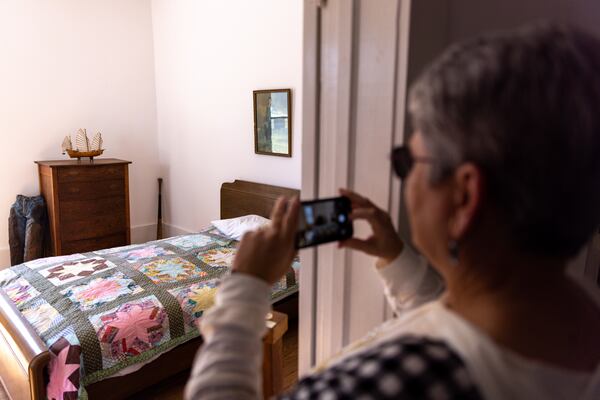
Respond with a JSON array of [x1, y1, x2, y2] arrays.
[[391, 146, 435, 179]]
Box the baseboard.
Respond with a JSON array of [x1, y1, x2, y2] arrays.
[[162, 223, 194, 238], [131, 223, 159, 244], [0, 248, 9, 270], [134, 223, 194, 240], [129, 223, 194, 242]]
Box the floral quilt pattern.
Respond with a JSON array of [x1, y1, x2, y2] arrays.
[[39, 257, 116, 286], [0, 231, 299, 400], [25, 254, 86, 270], [90, 296, 169, 368], [169, 280, 219, 331], [137, 257, 207, 283], [4, 277, 40, 308], [61, 272, 144, 311], [94, 243, 140, 256], [21, 299, 63, 335], [197, 248, 237, 269], [47, 338, 81, 400], [115, 245, 174, 263], [164, 234, 225, 251]]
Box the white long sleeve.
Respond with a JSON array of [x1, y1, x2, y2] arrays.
[[184, 273, 271, 400], [376, 244, 445, 315]]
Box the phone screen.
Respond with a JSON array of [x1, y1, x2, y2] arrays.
[[295, 196, 353, 248]]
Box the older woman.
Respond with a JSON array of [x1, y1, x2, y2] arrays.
[[185, 23, 600, 400]]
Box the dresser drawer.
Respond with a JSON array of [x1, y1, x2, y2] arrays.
[[57, 165, 124, 183], [60, 197, 126, 241], [58, 179, 125, 201], [60, 197, 125, 219], [61, 211, 126, 241], [61, 232, 128, 255]]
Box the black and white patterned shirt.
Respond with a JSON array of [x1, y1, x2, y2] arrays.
[[279, 336, 483, 400]]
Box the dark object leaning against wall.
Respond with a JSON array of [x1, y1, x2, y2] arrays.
[[9, 195, 48, 266]]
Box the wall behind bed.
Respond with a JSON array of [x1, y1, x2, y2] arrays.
[[0, 0, 160, 267], [151, 0, 303, 234]]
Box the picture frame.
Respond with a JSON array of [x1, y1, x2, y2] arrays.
[[253, 89, 292, 157]]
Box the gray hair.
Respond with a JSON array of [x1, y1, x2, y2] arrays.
[[408, 22, 600, 259]]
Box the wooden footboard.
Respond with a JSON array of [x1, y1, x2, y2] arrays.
[[0, 305, 289, 400], [263, 311, 288, 399], [0, 323, 31, 400], [0, 291, 50, 400]]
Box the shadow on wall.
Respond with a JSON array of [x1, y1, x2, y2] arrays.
[[157, 163, 190, 238]]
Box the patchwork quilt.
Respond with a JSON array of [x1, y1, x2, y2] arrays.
[[0, 226, 300, 400]]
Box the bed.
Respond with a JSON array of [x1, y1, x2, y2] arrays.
[[0, 180, 300, 400]]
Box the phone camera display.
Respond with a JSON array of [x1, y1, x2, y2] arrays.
[[296, 197, 353, 248]]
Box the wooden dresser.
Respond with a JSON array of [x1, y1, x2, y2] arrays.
[[35, 159, 132, 256]]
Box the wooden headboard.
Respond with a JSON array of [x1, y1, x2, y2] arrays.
[[220, 180, 300, 219]]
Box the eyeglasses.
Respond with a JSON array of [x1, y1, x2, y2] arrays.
[[391, 146, 435, 179]]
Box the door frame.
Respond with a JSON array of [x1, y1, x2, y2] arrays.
[[299, 0, 414, 373]]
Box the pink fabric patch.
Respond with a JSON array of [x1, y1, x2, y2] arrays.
[[108, 304, 159, 346], [47, 340, 80, 400]]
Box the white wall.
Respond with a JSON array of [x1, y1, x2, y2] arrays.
[[152, 0, 303, 233], [0, 0, 160, 267]]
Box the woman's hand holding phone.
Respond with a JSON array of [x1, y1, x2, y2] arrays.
[[338, 189, 404, 268], [233, 189, 402, 283], [233, 196, 300, 284]]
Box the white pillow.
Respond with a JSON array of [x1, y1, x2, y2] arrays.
[[211, 214, 271, 240]]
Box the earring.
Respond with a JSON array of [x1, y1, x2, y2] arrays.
[[448, 240, 460, 265]]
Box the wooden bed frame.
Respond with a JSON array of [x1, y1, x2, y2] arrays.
[[0, 180, 300, 400]]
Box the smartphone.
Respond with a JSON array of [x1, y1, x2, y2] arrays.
[[295, 196, 353, 249]]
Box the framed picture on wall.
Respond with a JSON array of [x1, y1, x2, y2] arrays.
[[253, 89, 292, 157]]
